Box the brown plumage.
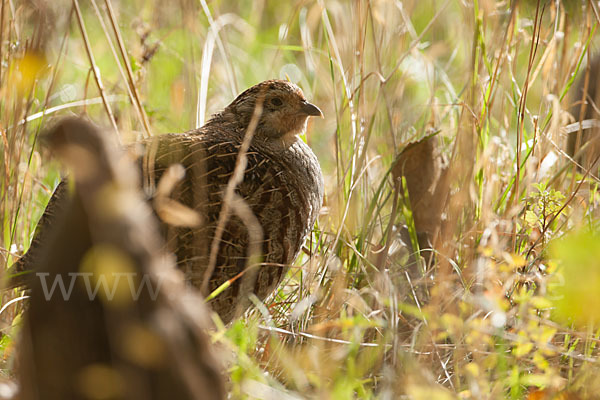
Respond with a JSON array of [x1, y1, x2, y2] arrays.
[[9, 79, 324, 323]]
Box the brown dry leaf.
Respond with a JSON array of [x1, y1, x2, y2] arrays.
[[527, 389, 585, 400], [154, 164, 202, 227], [393, 133, 448, 238], [567, 54, 600, 172]]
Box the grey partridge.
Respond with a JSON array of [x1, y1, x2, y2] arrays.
[[9, 79, 324, 323]]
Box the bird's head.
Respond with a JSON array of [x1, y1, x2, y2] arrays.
[[224, 79, 322, 143]]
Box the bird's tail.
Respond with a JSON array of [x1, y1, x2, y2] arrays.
[[3, 181, 69, 290]]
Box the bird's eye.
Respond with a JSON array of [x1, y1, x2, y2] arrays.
[[270, 97, 283, 107]]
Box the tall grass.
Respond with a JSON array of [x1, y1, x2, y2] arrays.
[[2, 0, 600, 398]]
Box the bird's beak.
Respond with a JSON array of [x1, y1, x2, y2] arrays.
[[301, 101, 323, 118]]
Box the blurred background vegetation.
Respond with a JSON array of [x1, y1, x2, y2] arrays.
[[2, 0, 600, 398]]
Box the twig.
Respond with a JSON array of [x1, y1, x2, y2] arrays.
[[103, 0, 153, 137], [0, 0, 5, 88], [525, 151, 600, 260], [72, 0, 119, 137], [87, 0, 151, 138], [201, 93, 265, 294], [16, 95, 127, 127], [513, 0, 544, 250], [258, 324, 387, 348], [198, 0, 237, 97]]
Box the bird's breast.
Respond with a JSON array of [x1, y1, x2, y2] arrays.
[[140, 132, 323, 304]]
